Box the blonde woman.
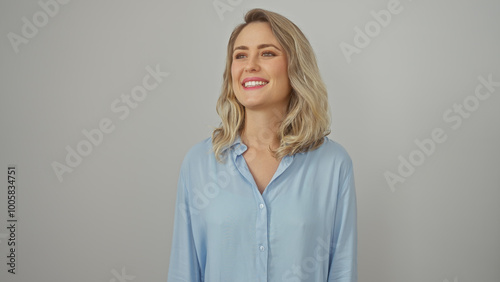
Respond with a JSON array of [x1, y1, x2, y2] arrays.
[[168, 8, 357, 282]]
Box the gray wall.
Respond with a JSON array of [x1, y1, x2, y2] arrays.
[[1, 0, 499, 281]]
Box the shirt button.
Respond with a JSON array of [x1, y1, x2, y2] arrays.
[[259, 203, 264, 209], [259, 245, 265, 251]]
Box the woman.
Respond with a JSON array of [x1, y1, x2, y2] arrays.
[[168, 8, 357, 282]]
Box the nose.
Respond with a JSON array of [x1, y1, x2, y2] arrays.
[[244, 54, 260, 72]]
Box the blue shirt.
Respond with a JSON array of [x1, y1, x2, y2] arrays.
[[168, 135, 357, 282]]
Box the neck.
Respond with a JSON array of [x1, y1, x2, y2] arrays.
[[241, 106, 287, 151]]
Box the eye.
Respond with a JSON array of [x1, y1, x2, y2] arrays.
[[234, 53, 246, 59], [262, 51, 276, 57]]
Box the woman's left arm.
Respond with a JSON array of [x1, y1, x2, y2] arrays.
[[328, 163, 358, 282]]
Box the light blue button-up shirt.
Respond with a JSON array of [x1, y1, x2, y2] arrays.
[[168, 135, 357, 282]]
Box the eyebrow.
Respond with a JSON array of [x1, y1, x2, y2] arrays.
[[233, 44, 281, 52]]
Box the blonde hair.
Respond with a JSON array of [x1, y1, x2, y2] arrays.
[[212, 8, 331, 162]]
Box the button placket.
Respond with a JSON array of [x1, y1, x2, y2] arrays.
[[255, 189, 268, 281]]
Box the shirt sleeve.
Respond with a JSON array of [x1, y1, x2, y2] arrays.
[[168, 167, 202, 282], [328, 163, 358, 282]]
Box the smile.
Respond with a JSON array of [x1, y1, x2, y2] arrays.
[[244, 81, 268, 88], [241, 77, 269, 89]]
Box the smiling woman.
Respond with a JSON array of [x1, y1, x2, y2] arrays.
[[168, 8, 358, 282], [231, 23, 291, 113]]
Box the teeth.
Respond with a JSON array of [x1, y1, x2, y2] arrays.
[[244, 81, 268, 88]]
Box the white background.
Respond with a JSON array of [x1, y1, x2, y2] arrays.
[[1, 0, 499, 281]]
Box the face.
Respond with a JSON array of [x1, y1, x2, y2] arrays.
[[231, 22, 292, 112]]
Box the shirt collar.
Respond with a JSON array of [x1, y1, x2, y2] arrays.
[[229, 134, 297, 166], [230, 134, 247, 156]]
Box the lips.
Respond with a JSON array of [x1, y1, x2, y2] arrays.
[[241, 77, 269, 89]]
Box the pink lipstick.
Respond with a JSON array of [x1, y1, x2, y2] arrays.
[[241, 77, 269, 90]]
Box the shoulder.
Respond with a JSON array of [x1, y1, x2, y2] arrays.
[[309, 137, 355, 186], [308, 136, 353, 166], [297, 136, 354, 180], [179, 136, 214, 171]]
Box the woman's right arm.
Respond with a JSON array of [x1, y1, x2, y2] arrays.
[[167, 168, 202, 281]]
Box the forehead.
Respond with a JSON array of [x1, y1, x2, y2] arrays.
[[234, 22, 280, 47]]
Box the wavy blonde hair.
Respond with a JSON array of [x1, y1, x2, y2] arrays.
[[212, 8, 331, 162]]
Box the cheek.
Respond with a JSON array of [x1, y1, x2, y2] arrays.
[[230, 65, 238, 83], [231, 64, 244, 90], [230, 63, 236, 75], [269, 58, 288, 77], [272, 61, 290, 87]]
